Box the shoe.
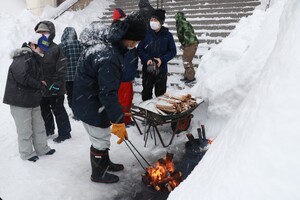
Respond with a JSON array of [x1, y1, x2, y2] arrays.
[[28, 156, 39, 162], [108, 161, 124, 172], [46, 131, 54, 136], [53, 135, 71, 143], [90, 146, 119, 183], [185, 78, 196, 83], [45, 149, 56, 155], [180, 78, 187, 82], [72, 115, 80, 121], [106, 150, 124, 172]]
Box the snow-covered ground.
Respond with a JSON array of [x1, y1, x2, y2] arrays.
[[1, 0, 300, 199]]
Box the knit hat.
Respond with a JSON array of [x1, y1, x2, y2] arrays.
[[36, 23, 50, 32], [151, 9, 166, 25], [122, 13, 147, 41], [29, 33, 49, 51], [113, 8, 126, 21]]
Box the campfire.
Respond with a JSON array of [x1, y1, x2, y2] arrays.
[[142, 153, 183, 192]]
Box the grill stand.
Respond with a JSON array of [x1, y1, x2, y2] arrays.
[[131, 109, 194, 147]]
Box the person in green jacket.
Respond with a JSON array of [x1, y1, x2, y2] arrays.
[[175, 11, 199, 83]]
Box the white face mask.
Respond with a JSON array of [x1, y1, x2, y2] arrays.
[[44, 33, 50, 38], [150, 21, 161, 31], [127, 46, 135, 50]]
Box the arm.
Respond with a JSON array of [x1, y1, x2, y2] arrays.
[[160, 32, 177, 64], [137, 35, 152, 65], [96, 53, 124, 124], [176, 22, 185, 45], [10, 56, 41, 89], [52, 45, 67, 86]]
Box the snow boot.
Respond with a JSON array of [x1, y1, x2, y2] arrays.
[[90, 146, 119, 183], [106, 149, 124, 172]]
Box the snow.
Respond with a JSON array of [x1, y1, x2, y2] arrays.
[[1, 0, 300, 199]]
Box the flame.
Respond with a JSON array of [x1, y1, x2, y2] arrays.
[[145, 154, 182, 192]]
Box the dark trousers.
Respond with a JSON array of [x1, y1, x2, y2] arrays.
[[65, 81, 73, 108], [142, 72, 167, 101], [40, 95, 71, 138]]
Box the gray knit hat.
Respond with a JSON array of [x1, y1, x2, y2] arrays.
[[36, 23, 50, 32]]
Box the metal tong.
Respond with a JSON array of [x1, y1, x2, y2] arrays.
[[124, 139, 151, 170]]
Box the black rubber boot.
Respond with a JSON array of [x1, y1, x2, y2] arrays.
[[106, 149, 124, 172], [90, 146, 119, 183]]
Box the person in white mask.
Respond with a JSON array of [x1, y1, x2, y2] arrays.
[[137, 9, 177, 101]]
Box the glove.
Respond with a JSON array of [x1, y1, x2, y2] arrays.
[[147, 60, 159, 76], [49, 83, 60, 93], [111, 123, 128, 144]]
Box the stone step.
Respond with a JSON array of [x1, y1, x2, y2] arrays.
[[101, 12, 252, 20], [113, 0, 259, 5], [101, 0, 260, 59], [109, 1, 260, 10], [104, 6, 257, 16]]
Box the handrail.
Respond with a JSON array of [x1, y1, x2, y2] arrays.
[[265, 0, 272, 11], [54, 0, 81, 20]]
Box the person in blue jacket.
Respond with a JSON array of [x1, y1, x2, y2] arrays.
[[72, 14, 147, 183], [112, 8, 138, 127], [137, 9, 177, 101]]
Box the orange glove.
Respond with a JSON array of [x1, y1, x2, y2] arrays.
[[111, 123, 128, 144]]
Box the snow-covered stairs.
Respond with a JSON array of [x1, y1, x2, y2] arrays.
[[99, 0, 260, 65]]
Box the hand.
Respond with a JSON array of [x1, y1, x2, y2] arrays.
[[41, 81, 47, 86], [111, 123, 128, 144], [147, 60, 159, 75], [147, 59, 153, 66], [153, 58, 162, 67]]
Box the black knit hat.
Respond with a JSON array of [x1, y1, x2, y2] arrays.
[[151, 9, 166, 25], [122, 13, 147, 41]]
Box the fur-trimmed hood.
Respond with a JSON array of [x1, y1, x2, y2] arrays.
[[10, 46, 32, 59]]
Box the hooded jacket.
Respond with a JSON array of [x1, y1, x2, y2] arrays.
[[3, 46, 43, 108], [34, 21, 67, 97], [72, 22, 128, 128], [60, 27, 83, 82], [175, 12, 199, 47], [137, 26, 177, 74]]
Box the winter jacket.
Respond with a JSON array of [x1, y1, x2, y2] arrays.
[[122, 48, 138, 82], [60, 27, 83, 82], [175, 12, 199, 47], [34, 21, 67, 97], [3, 46, 43, 108], [72, 21, 127, 128], [137, 26, 177, 74]]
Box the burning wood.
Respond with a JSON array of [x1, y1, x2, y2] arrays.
[[142, 153, 182, 192], [156, 93, 198, 114]]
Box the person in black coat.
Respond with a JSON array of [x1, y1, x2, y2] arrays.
[[3, 33, 55, 162], [72, 13, 147, 183], [137, 9, 177, 101], [34, 21, 72, 143]]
